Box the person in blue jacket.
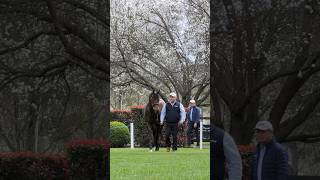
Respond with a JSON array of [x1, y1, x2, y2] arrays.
[[187, 99, 201, 147], [252, 121, 288, 180]]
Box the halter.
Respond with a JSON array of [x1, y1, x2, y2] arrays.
[[149, 93, 160, 109]]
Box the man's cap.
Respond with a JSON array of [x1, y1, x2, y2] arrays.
[[189, 99, 196, 104], [255, 121, 273, 131], [169, 92, 177, 97]]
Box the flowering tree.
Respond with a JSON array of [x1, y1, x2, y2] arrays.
[[111, 0, 210, 106]]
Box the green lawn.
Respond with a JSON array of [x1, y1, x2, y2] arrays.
[[111, 147, 210, 180]]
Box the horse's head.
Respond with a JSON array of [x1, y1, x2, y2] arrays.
[[149, 90, 160, 112]]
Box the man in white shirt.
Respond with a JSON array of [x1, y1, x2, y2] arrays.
[[160, 92, 186, 152]]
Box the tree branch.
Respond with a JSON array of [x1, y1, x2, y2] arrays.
[[282, 133, 320, 143], [61, 0, 109, 28], [278, 88, 320, 140], [0, 59, 70, 92], [0, 30, 69, 56], [45, 0, 109, 76], [236, 63, 320, 113]]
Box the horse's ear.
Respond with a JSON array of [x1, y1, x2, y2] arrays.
[[152, 89, 155, 94], [157, 90, 160, 94]]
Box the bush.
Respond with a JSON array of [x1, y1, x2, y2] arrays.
[[111, 109, 132, 126], [66, 139, 109, 180], [131, 107, 150, 147], [0, 152, 69, 180], [110, 121, 130, 147]]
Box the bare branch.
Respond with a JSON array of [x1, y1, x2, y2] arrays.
[[0, 30, 69, 56], [282, 133, 320, 143], [0, 59, 69, 92], [186, 0, 209, 18], [278, 88, 320, 140], [61, 0, 109, 28], [236, 63, 320, 113], [45, 0, 109, 76]]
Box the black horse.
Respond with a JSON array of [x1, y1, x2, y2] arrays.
[[144, 90, 165, 151]]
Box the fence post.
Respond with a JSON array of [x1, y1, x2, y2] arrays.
[[200, 120, 203, 150], [130, 122, 134, 149], [199, 108, 203, 150]]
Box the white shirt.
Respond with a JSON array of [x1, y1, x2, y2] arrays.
[[257, 145, 266, 180]]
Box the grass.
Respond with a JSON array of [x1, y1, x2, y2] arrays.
[[111, 146, 210, 180]]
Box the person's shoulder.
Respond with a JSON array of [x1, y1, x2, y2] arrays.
[[270, 140, 287, 153], [212, 125, 226, 137], [159, 99, 166, 106], [274, 142, 286, 152], [223, 130, 233, 140]]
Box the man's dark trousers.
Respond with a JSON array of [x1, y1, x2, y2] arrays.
[[165, 122, 179, 150], [187, 121, 199, 146]]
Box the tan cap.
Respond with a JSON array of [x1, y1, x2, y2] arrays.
[[189, 99, 196, 103], [169, 92, 177, 97], [255, 121, 273, 131]]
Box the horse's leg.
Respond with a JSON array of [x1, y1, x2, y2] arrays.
[[156, 113, 163, 151], [151, 124, 157, 150], [155, 124, 160, 151], [159, 124, 163, 141], [147, 123, 154, 150]]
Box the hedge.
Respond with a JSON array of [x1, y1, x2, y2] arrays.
[[66, 139, 109, 180], [111, 109, 132, 125], [0, 152, 69, 180], [0, 139, 110, 180], [131, 107, 150, 147]]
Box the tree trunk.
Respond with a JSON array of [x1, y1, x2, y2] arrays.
[[181, 93, 191, 107], [26, 119, 36, 151], [230, 112, 245, 144], [211, 87, 224, 128], [242, 94, 260, 144], [230, 92, 260, 145]]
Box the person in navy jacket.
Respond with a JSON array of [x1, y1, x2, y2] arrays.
[[187, 99, 201, 147], [160, 92, 186, 152], [252, 121, 288, 180]]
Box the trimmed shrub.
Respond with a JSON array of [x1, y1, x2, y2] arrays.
[[111, 109, 132, 125], [131, 107, 150, 147], [0, 152, 69, 180], [110, 121, 130, 147], [66, 139, 109, 180]]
